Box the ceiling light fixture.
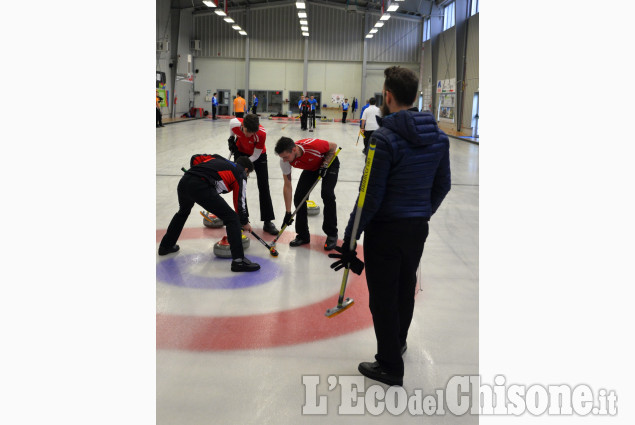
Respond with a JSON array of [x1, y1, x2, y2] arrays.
[[232, 25, 241, 30], [301, 26, 309, 31], [374, 21, 384, 27], [387, 4, 399, 12], [298, 12, 307, 18], [215, 10, 226, 16], [203, 1, 216, 7], [380, 14, 390, 21], [365, 34, 373, 38], [302, 32, 309, 36], [224, 17, 234, 23], [239, 30, 247, 35], [369, 29, 378, 34], [300, 19, 308, 25], [296, 1, 306, 8]]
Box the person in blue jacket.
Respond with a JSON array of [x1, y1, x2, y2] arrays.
[[251, 94, 259, 114], [211, 92, 218, 120], [329, 66, 451, 387], [359, 99, 370, 128], [341, 99, 350, 123]]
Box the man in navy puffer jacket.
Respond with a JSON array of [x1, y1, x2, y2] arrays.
[[329, 66, 451, 386]]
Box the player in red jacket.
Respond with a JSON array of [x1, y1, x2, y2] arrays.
[[226, 114, 278, 235], [158, 155, 260, 272], [274, 137, 339, 250]]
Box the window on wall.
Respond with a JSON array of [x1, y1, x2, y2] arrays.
[[471, 0, 479, 16], [443, 1, 456, 30], [423, 18, 431, 41]]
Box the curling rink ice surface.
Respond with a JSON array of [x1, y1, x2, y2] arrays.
[[156, 116, 479, 424]]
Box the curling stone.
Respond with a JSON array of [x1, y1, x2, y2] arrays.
[[213, 233, 250, 258], [202, 211, 224, 228], [213, 236, 232, 258], [241, 231, 250, 249], [307, 200, 320, 216]]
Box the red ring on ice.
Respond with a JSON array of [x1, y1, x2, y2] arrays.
[[156, 227, 373, 351]]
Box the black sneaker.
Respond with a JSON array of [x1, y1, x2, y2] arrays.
[[231, 257, 261, 272], [358, 362, 403, 386], [263, 221, 279, 235], [324, 235, 338, 251], [158, 244, 179, 256], [290, 237, 310, 247]]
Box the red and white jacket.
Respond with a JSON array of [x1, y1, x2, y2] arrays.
[[279, 138, 330, 175], [186, 154, 249, 225], [229, 118, 267, 162]]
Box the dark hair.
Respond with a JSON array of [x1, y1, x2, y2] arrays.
[[275, 137, 296, 154], [242, 113, 260, 133], [235, 156, 254, 173], [213, 92, 217, 95], [383, 66, 418, 106], [369, 98, 376, 105]]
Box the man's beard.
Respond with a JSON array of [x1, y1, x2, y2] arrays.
[[380, 102, 390, 117]]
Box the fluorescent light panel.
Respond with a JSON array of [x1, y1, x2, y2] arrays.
[[369, 29, 378, 33], [300, 19, 308, 25], [224, 17, 234, 23], [387, 4, 399, 12], [296, 1, 306, 8], [232, 25, 241, 30], [374, 21, 384, 27], [215, 10, 226, 16], [365, 34, 373, 38], [298, 12, 307, 18], [302, 32, 309, 36], [239, 30, 247, 35], [380, 14, 390, 20], [301, 26, 309, 31], [203, 1, 216, 7]]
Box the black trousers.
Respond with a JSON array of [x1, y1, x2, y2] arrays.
[[252, 105, 257, 114], [160, 174, 245, 259], [234, 151, 275, 222], [156, 107, 163, 126], [236, 112, 244, 118], [212, 105, 217, 119], [293, 158, 339, 239], [342, 111, 348, 123], [363, 218, 429, 376], [363, 130, 374, 153], [310, 110, 316, 128], [300, 111, 308, 130]]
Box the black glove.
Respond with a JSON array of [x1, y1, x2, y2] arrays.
[[318, 166, 328, 178], [227, 136, 238, 155], [328, 244, 364, 275], [281, 211, 294, 228]]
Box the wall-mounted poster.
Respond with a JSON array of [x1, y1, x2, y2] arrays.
[[438, 93, 455, 123], [331, 94, 345, 104], [436, 78, 456, 93], [156, 88, 168, 107]]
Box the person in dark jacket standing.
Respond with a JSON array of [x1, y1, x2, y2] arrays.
[[329, 66, 451, 386], [158, 154, 260, 272], [299, 96, 310, 131]]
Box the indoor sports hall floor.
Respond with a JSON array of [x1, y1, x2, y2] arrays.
[[156, 115, 479, 424]]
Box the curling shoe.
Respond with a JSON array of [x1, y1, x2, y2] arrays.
[[290, 236, 310, 247], [231, 257, 261, 272], [324, 235, 338, 251], [158, 244, 179, 256], [358, 362, 403, 387], [263, 221, 279, 236]]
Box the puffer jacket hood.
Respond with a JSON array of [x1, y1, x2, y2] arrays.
[[379, 107, 441, 147]]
